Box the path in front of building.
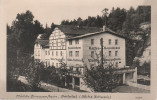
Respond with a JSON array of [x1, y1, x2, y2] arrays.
[[112, 85, 150, 93], [40, 81, 76, 92]]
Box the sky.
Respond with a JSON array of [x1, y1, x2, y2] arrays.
[[3, 0, 151, 27]]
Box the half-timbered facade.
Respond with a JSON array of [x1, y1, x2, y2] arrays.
[[49, 27, 67, 68]]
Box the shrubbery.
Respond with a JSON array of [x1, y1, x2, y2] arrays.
[[41, 66, 63, 87], [83, 64, 122, 92]]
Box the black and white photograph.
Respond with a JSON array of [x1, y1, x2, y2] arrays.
[[1, 0, 157, 99]]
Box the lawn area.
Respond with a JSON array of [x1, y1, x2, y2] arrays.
[[112, 85, 150, 93]]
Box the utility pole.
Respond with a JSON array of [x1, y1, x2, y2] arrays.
[[100, 8, 108, 67], [100, 38, 103, 67], [102, 8, 109, 26]]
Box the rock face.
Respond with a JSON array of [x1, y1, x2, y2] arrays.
[[133, 22, 151, 66], [134, 45, 151, 66]]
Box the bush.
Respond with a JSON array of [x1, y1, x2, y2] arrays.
[[83, 64, 122, 92], [41, 66, 63, 87]]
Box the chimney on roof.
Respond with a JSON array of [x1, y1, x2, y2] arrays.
[[103, 25, 106, 31]]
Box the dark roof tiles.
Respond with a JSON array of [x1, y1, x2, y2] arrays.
[[35, 39, 49, 47], [57, 25, 102, 35]]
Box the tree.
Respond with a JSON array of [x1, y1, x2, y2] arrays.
[[24, 58, 45, 90], [50, 22, 56, 32], [83, 50, 122, 92], [7, 24, 12, 35], [83, 63, 122, 92], [77, 17, 83, 27], [10, 10, 44, 54], [108, 7, 127, 32], [40, 22, 56, 39], [33, 20, 44, 35], [122, 6, 151, 35]]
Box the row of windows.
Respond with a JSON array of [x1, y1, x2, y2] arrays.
[[90, 62, 119, 68], [50, 46, 66, 50], [109, 51, 118, 56], [91, 51, 118, 57], [91, 39, 118, 45], [53, 38, 118, 46], [43, 50, 118, 57], [50, 38, 65, 44], [45, 61, 61, 68], [51, 62, 61, 68], [46, 50, 80, 57], [69, 51, 79, 57], [69, 39, 79, 45], [45, 61, 61, 67], [46, 51, 64, 56]]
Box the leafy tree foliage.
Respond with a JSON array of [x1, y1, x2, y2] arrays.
[[7, 10, 44, 54], [83, 64, 122, 92], [40, 22, 56, 39], [60, 6, 151, 34], [25, 59, 45, 90], [122, 6, 151, 34], [7, 24, 12, 35]]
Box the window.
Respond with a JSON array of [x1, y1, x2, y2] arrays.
[[109, 51, 111, 56], [115, 62, 118, 68], [109, 39, 111, 45], [60, 51, 62, 56], [91, 51, 94, 58], [115, 51, 118, 56], [52, 62, 54, 66], [75, 39, 79, 44], [56, 51, 58, 56], [56, 40, 58, 46], [115, 39, 118, 45], [69, 51, 72, 57], [75, 51, 79, 57], [91, 39, 94, 45], [38, 50, 40, 56], [69, 40, 72, 45], [48, 51, 50, 55], [45, 51, 47, 55], [52, 51, 53, 56], [76, 68, 79, 72]]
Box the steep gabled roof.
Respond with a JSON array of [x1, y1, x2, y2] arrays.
[[34, 39, 49, 47], [66, 27, 127, 40], [56, 25, 102, 36]]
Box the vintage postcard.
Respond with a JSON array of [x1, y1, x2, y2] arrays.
[[0, 0, 157, 99]]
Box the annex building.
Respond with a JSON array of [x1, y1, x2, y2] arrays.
[[34, 25, 137, 92]]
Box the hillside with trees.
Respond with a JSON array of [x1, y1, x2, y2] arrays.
[[61, 6, 150, 34]]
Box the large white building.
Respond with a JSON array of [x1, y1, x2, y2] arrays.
[[34, 25, 137, 92], [66, 26, 126, 69]]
